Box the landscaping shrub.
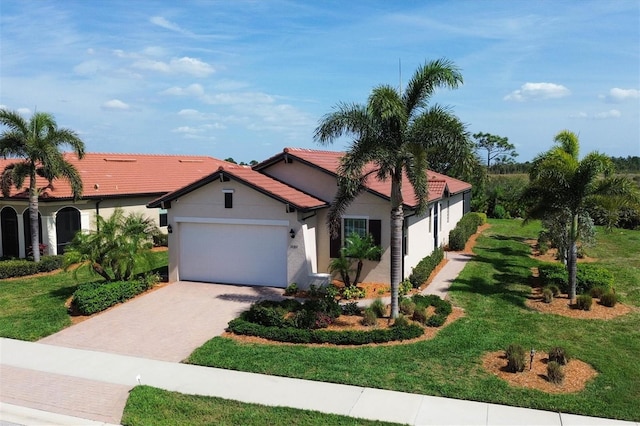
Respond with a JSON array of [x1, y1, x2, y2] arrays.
[[538, 263, 567, 289], [341, 285, 365, 300], [505, 344, 526, 373], [545, 284, 560, 297], [425, 314, 447, 327], [72, 274, 159, 315], [361, 308, 378, 326], [448, 212, 484, 251], [37, 255, 64, 272], [245, 302, 292, 328], [576, 264, 614, 294], [600, 291, 617, 307], [546, 361, 565, 384], [408, 247, 444, 288], [575, 294, 593, 311], [226, 317, 424, 345], [399, 298, 416, 316], [589, 286, 606, 299], [369, 298, 386, 318], [392, 314, 410, 328], [284, 282, 298, 296], [0, 255, 64, 279], [342, 302, 361, 316], [412, 307, 428, 324], [548, 347, 569, 365], [542, 288, 553, 303], [399, 279, 412, 296]]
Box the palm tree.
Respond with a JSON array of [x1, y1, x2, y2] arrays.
[[314, 58, 467, 318], [522, 130, 640, 302], [344, 233, 382, 288], [0, 109, 85, 262], [64, 208, 158, 282]]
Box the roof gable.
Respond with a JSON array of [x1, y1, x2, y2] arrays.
[[148, 164, 327, 211], [256, 148, 472, 208]]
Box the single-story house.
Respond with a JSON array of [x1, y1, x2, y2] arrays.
[[0, 153, 229, 258], [148, 148, 472, 288]]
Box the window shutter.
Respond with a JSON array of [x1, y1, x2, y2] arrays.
[[330, 222, 342, 258], [369, 220, 381, 246]]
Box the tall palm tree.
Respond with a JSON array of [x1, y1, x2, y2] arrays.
[[0, 109, 85, 262], [522, 130, 640, 302], [314, 58, 467, 318]]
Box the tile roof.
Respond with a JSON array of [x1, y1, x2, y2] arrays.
[[259, 148, 472, 208], [0, 153, 228, 200], [148, 164, 327, 211]]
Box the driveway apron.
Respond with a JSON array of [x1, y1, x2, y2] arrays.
[[39, 281, 284, 362]]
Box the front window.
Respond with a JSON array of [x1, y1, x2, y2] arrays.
[[343, 217, 367, 240]]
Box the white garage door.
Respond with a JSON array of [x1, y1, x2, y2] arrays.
[[178, 221, 288, 287]]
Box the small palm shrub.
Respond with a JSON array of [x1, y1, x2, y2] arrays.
[[542, 288, 554, 303], [361, 307, 377, 326], [505, 344, 526, 373], [600, 291, 617, 307], [399, 298, 416, 316], [548, 347, 569, 365], [576, 294, 593, 311], [342, 302, 361, 316], [369, 298, 386, 318], [546, 361, 565, 384]]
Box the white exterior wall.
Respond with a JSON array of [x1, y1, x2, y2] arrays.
[[165, 178, 312, 288]]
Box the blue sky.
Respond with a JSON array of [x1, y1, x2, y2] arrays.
[[1, 0, 638, 163]]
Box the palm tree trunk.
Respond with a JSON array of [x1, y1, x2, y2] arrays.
[[390, 177, 403, 318], [567, 214, 579, 303], [353, 260, 363, 287], [29, 169, 41, 262]]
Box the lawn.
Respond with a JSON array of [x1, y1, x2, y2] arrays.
[[187, 219, 640, 422], [0, 250, 168, 341], [122, 386, 399, 426]]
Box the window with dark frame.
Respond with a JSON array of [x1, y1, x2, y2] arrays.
[[159, 209, 168, 227], [330, 217, 382, 259], [224, 192, 233, 208]]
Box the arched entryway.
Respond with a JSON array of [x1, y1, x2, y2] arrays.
[[1, 207, 20, 258], [23, 209, 43, 257], [56, 207, 80, 254]]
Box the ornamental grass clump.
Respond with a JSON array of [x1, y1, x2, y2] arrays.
[[369, 298, 386, 318], [505, 344, 526, 373], [399, 298, 416, 316], [547, 361, 565, 384], [361, 307, 378, 326], [548, 346, 569, 365], [542, 287, 554, 304], [576, 294, 593, 311], [600, 291, 617, 307]]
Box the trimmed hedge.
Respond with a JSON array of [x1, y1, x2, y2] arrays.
[[71, 275, 158, 315], [227, 317, 424, 345], [448, 212, 485, 251], [0, 256, 64, 279], [409, 294, 452, 327], [408, 246, 444, 288], [538, 263, 614, 295]]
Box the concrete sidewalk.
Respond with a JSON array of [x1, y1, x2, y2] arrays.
[[2, 338, 637, 426]]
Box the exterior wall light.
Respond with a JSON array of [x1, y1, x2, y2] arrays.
[[167, 224, 173, 234], [289, 229, 295, 239]]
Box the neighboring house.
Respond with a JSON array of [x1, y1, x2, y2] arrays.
[[149, 148, 472, 288], [0, 153, 229, 258]]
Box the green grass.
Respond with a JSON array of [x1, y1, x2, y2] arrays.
[[122, 386, 400, 426], [0, 251, 168, 341], [188, 219, 640, 422]]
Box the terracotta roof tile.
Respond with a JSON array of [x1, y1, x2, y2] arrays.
[[268, 148, 471, 207], [0, 153, 229, 200]]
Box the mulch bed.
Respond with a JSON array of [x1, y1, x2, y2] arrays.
[[482, 351, 598, 394]]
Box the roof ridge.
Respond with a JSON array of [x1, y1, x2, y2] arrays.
[[284, 147, 345, 154]]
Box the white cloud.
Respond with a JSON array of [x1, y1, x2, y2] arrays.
[[602, 88, 639, 103], [17, 107, 32, 115], [161, 84, 205, 97], [570, 109, 621, 120], [73, 60, 103, 76], [131, 56, 213, 77], [504, 82, 570, 101], [594, 109, 621, 119], [150, 16, 192, 36], [172, 126, 199, 134], [101, 99, 130, 110], [201, 91, 275, 105]]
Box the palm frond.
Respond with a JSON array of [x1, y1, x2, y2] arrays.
[[403, 58, 463, 115]]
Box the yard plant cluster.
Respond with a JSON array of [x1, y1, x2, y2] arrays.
[[538, 263, 617, 309], [0, 255, 63, 279], [447, 211, 486, 251], [226, 292, 453, 345]]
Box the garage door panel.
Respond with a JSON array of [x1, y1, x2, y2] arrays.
[[179, 222, 287, 287]]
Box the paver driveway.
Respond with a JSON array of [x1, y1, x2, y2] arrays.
[[39, 281, 285, 362]]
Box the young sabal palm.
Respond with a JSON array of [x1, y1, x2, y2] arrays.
[[0, 109, 85, 262], [522, 130, 640, 302], [64, 208, 159, 282], [314, 58, 467, 317]]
